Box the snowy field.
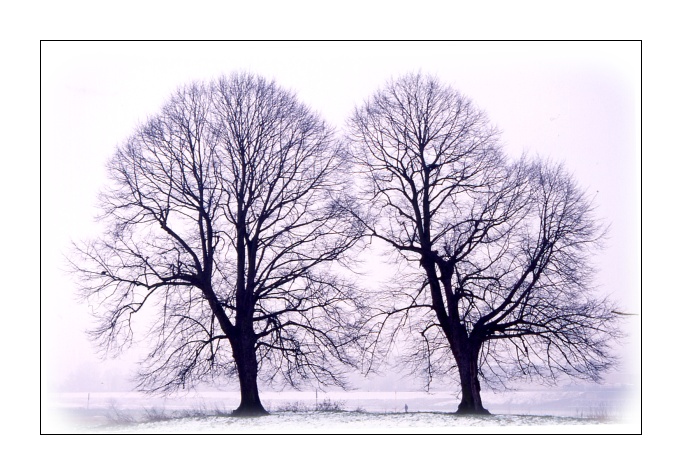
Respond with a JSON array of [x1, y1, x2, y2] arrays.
[[43, 386, 639, 434]]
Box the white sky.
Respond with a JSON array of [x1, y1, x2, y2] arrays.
[[40, 41, 641, 394]]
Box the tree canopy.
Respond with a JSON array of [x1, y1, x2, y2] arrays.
[[346, 73, 620, 413], [72, 73, 366, 415]]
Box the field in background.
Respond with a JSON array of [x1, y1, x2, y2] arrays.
[[43, 385, 639, 433]]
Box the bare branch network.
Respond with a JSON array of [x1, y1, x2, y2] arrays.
[[70, 72, 623, 416], [345, 73, 621, 414], [72, 73, 367, 415]]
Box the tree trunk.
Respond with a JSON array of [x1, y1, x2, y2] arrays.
[[231, 336, 268, 417], [454, 345, 491, 415]]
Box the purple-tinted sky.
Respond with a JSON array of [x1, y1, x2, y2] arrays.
[[40, 41, 641, 394]]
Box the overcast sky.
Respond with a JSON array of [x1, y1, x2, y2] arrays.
[[40, 41, 641, 393]]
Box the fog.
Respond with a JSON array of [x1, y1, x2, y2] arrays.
[[40, 41, 640, 426]]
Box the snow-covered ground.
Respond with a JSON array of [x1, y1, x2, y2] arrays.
[[43, 386, 640, 434]]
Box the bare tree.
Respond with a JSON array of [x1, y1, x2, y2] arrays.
[[347, 73, 621, 414], [72, 73, 364, 416]]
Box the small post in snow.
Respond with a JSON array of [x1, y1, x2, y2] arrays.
[[404, 404, 408, 413]]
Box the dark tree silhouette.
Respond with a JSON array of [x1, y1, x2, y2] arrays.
[[72, 73, 364, 416], [347, 73, 621, 414]]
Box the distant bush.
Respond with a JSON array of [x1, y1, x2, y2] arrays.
[[177, 403, 232, 418], [276, 401, 310, 412], [105, 401, 135, 425], [315, 398, 346, 412], [143, 407, 173, 422], [575, 402, 613, 422], [105, 401, 235, 425], [275, 398, 348, 413]]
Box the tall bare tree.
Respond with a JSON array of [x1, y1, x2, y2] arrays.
[[72, 73, 364, 415], [347, 73, 620, 414]]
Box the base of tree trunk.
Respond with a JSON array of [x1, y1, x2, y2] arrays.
[[455, 404, 492, 416], [231, 404, 269, 417]]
